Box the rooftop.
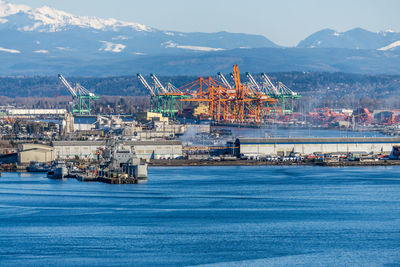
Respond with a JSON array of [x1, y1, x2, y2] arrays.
[[236, 137, 400, 144], [52, 141, 106, 146], [52, 140, 182, 146]]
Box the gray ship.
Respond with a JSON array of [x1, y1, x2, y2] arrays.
[[27, 161, 50, 173], [47, 161, 68, 179]]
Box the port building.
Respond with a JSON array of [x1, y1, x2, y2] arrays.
[[52, 140, 182, 160], [52, 141, 106, 160], [17, 144, 56, 164], [235, 137, 400, 157], [3, 108, 67, 117], [120, 140, 183, 160]]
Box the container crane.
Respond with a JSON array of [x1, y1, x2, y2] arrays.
[[137, 73, 155, 96], [275, 81, 301, 115], [150, 74, 178, 93], [232, 65, 270, 123], [277, 82, 298, 96], [137, 73, 187, 117], [217, 72, 232, 89], [165, 82, 176, 92], [177, 65, 277, 124], [245, 72, 262, 92], [260, 73, 301, 115], [58, 74, 98, 115], [58, 74, 77, 98], [246, 72, 283, 116], [151, 73, 186, 117], [261, 73, 279, 96], [150, 73, 168, 93], [137, 73, 162, 114]]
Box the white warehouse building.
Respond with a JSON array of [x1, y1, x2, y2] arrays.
[[7, 109, 67, 116], [235, 137, 400, 157], [52, 140, 183, 160], [52, 141, 106, 160], [120, 140, 183, 160]]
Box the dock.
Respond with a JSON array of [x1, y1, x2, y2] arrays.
[[97, 176, 141, 184]]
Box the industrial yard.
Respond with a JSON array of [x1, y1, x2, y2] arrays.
[[0, 64, 399, 179]]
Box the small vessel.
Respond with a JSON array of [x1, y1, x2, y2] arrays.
[[47, 161, 68, 179], [27, 161, 50, 173]]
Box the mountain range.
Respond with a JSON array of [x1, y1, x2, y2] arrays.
[[298, 28, 400, 50], [0, 0, 399, 76]]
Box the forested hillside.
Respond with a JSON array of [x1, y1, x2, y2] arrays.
[[0, 72, 399, 109]]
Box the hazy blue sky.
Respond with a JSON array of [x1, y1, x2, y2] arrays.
[[10, 0, 400, 46]]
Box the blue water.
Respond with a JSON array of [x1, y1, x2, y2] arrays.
[[1, 167, 400, 266], [222, 127, 387, 138]]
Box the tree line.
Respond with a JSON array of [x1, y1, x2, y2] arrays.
[[0, 72, 399, 110]]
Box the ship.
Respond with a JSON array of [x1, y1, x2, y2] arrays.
[[96, 138, 148, 184], [27, 161, 50, 173], [47, 161, 68, 179]]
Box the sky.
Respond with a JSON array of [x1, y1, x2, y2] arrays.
[[9, 0, 400, 47]]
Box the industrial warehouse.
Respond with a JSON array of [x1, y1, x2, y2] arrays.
[[52, 140, 183, 160], [234, 137, 400, 158]]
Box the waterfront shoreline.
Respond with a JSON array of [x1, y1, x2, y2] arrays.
[[2, 159, 400, 173]]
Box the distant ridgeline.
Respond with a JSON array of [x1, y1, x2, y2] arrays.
[[0, 72, 399, 109]]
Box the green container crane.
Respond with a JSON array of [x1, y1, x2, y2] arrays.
[[137, 73, 187, 117], [58, 74, 99, 115], [261, 73, 301, 115]]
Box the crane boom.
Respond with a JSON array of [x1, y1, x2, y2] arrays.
[[261, 73, 279, 96], [58, 74, 77, 97], [75, 83, 95, 96], [165, 82, 176, 92], [217, 72, 232, 89], [277, 82, 297, 96], [150, 74, 168, 93], [245, 72, 260, 91], [137, 73, 155, 96]]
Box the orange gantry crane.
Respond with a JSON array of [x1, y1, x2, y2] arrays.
[[177, 65, 276, 124], [178, 76, 233, 122]]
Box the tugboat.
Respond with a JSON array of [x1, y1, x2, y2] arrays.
[[47, 161, 68, 179]]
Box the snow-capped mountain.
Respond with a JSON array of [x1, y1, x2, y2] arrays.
[[0, 0, 151, 32], [297, 28, 400, 50], [378, 40, 400, 51], [0, 0, 277, 58], [0, 0, 399, 76]]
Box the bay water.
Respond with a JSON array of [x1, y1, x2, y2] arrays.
[[0, 166, 399, 266]]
